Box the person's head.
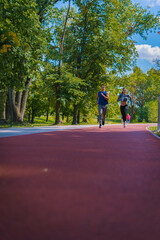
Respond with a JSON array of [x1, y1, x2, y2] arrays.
[[122, 88, 127, 94], [101, 84, 105, 92]]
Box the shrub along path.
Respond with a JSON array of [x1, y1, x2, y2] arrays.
[[0, 124, 160, 240]]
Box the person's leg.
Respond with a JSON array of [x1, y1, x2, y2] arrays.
[[124, 105, 128, 122], [102, 106, 107, 125], [120, 106, 125, 122], [123, 105, 128, 127], [120, 106, 123, 123], [120, 106, 126, 127], [98, 105, 103, 127]]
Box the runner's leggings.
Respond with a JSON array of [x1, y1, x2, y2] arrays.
[[98, 105, 107, 123], [120, 105, 128, 122]]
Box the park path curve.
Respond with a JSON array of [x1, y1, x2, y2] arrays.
[[0, 124, 160, 240]]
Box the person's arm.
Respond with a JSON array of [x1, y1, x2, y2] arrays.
[[117, 93, 122, 102], [101, 92, 109, 100], [128, 95, 132, 103], [106, 92, 109, 100]]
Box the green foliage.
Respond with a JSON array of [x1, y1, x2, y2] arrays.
[[0, 0, 45, 89], [0, 0, 159, 124], [146, 101, 158, 123], [119, 66, 160, 123]]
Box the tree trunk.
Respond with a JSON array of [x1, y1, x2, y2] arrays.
[[0, 92, 6, 120], [77, 110, 80, 124], [59, 0, 71, 61], [6, 94, 10, 121], [15, 91, 22, 108], [55, 83, 60, 124], [8, 77, 31, 123], [28, 111, 31, 123], [20, 77, 31, 122], [2, 102, 6, 120], [31, 111, 34, 123], [55, 0, 71, 125], [13, 90, 22, 122], [8, 88, 14, 126], [72, 104, 78, 125], [55, 100, 60, 124], [46, 109, 49, 122]]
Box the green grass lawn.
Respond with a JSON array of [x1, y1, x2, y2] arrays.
[[0, 115, 150, 128], [0, 116, 121, 128], [148, 126, 160, 137]]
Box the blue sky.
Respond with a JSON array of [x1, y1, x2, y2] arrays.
[[55, 0, 160, 73], [132, 0, 160, 72]]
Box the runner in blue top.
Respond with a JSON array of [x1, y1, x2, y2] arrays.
[[97, 85, 109, 128]]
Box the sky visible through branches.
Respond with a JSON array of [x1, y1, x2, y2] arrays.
[[55, 0, 160, 73]]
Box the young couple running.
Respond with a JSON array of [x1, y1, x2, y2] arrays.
[[97, 85, 131, 128]]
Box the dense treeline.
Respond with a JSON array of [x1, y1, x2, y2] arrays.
[[119, 64, 160, 123], [0, 0, 159, 125]]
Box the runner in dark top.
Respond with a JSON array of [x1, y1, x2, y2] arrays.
[[97, 85, 109, 128], [117, 88, 131, 128]]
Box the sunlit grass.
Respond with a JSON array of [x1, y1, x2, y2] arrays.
[[0, 115, 152, 128], [148, 126, 160, 137]]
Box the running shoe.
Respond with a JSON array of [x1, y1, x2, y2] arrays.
[[102, 120, 105, 125], [99, 123, 102, 128], [123, 121, 126, 128]]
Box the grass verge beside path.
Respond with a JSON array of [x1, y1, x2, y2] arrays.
[[0, 116, 149, 128], [0, 117, 121, 128], [148, 126, 160, 137]]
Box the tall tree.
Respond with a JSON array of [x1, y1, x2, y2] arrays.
[[0, 0, 60, 122], [63, 0, 158, 123], [55, 0, 71, 124]]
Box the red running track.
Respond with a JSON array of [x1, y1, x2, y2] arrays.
[[0, 124, 160, 240]]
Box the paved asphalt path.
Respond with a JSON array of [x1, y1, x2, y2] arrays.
[[0, 125, 98, 138], [0, 124, 160, 240]]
